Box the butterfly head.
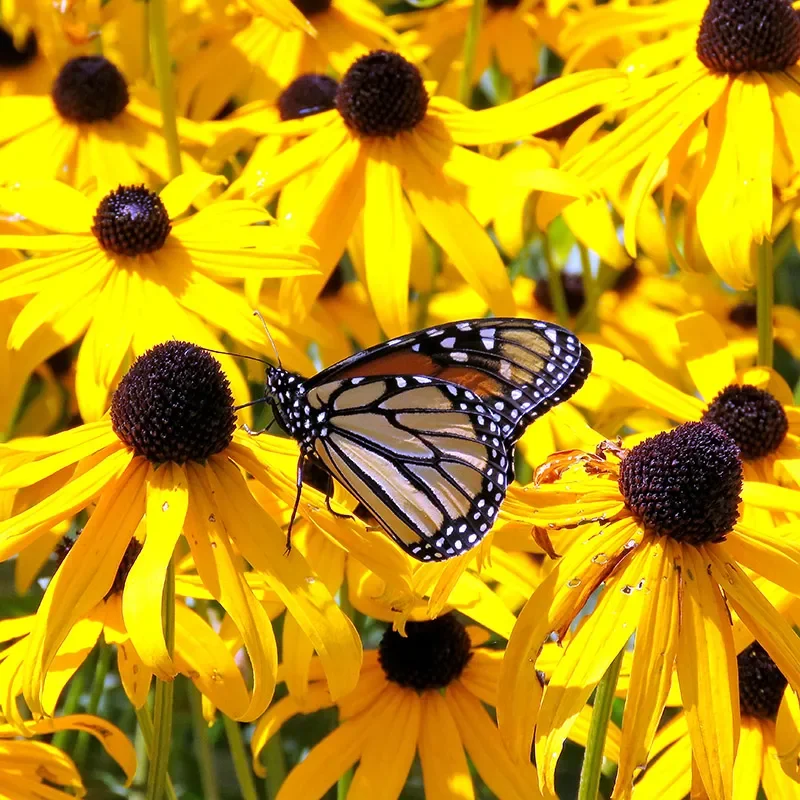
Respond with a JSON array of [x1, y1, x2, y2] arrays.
[[264, 365, 309, 441]]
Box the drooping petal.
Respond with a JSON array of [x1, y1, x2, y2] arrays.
[[775, 688, 800, 782], [763, 721, 800, 800], [732, 718, 764, 800], [725, 523, 800, 597], [707, 544, 800, 695], [536, 542, 651, 796], [184, 463, 278, 721], [675, 545, 739, 800], [123, 462, 188, 680], [105, 595, 153, 709], [159, 172, 227, 219], [23, 458, 148, 716], [499, 518, 641, 762], [615, 537, 680, 799], [0, 181, 94, 233]]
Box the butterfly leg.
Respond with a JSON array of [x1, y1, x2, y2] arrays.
[[321, 471, 354, 521], [286, 454, 305, 556]]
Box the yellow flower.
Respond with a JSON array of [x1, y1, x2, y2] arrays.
[[177, 0, 401, 120], [252, 615, 542, 800], [0, 714, 136, 796], [0, 542, 258, 728], [562, 0, 800, 288], [593, 312, 800, 488], [0, 53, 212, 185], [633, 642, 800, 799], [0, 341, 362, 721], [0, 173, 317, 420], [226, 49, 625, 336], [498, 425, 800, 798]]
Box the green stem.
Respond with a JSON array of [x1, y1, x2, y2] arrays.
[[262, 731, 287, 799], [73, 644, 114, 767], [188, 680, 221, 800], [148, 0, 182, 179], [224, 714, 260, 800], [147, 557, 176, 800], [578, 244, 599, 333], [541, 233, 569, 327], [52, 663, 87, 750], [577, 648, 625, 800], [135, 706, 178, 800], [458, 0, 485, 106], [337, 579, 355, 799], [757, 239, 774, 367]]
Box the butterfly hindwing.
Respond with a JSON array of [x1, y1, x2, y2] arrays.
[[305, 375, 512, 560], [308, 318, 591, 443]]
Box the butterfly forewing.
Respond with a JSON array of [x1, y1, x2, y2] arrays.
[[311, 318, 591, 443], [264, 318, 591, 561], [306, 375, 511, 560]]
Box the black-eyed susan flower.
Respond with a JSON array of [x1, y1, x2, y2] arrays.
[[499, 422, 800, 799], [593, 311, 800, 488], [252, 615, 541, 799], [0, 173, 317, 420], [0, 538, 257, 728], [227, 48, 625, 336], [562, 0, 800, 289], [0, 341, 362, 722], [0, 53, 212, 185], [0, 714, 136, 796], [177, 0, 400, 120], [633, 642, 800, 799]]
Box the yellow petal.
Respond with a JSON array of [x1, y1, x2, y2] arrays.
[[741, 481, 800, 513], [775, 687, 800, 782], [498, 518, 641, 762], [174, 602, 250, 719], [122, 462, 188, 680], [363, 143, 412, 337], [23, 458, 147, 716], [762, 720, 800, 800], [184, 463, 278, 721], [536, 543, 650, 796], [0, 181, 94, 233], [18, 714, 137, 785], [675, 544, 739, 800], [159, 172, 227, 219], [675, 312, 736, 400], [403, 143, 515, 318], [0, 446, 132, 562], [614, 537, 680, 798], [349, 687, 420, 799], [732, 718, 764, 799], [418, 691, 474, 800], [446, 681, 541, 800], [707, 544, 800, 696], [724, 523, 800, 597]]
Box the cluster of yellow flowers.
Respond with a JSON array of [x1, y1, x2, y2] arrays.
[[1, 0, 800, 798]]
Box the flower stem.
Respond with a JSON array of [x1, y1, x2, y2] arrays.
[[337, 579, 355, 799], [148, 0, 182, 179], [147, 556, 176, 800], [135, 705, 178, 800], [578, 243, 599, 332], [223, 715, 260, 800], [757, 238, 774, 367], [459, 0, 485, 106], [542, 233, 569, 327], [188, 681, 221, 800], [73, 643, 114, 767], [577, 648, 624, 800]]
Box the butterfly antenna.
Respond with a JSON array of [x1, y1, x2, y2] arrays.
[[198, 346, 271, 367], [254, 310, 283, 368]]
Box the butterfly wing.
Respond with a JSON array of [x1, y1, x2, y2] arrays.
[[308, 318, 591, 443], [305, 374, 511, 560]]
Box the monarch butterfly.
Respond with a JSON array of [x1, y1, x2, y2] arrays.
[[261, 318, 591, 562]]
